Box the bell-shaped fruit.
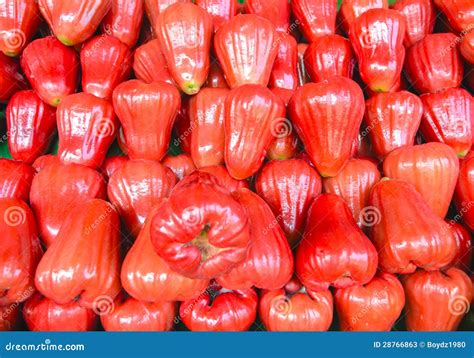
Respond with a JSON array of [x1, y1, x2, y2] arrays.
[[6, 90, 57, 163], [269, 32, 298, 91], [288, 77, 365, 177], [217, 188, 293, 290], [107, 159, 175, 237], [0, 159, 34, 202], [339, 0, 388, 34], [0, 0, 41, 56], [224, 84, 285, 179], [214, 14, 278, 88], [113, 80, 181, 161], [370, 179, 458, 273], [420, 88, 473, 158], [35, 199, 121, 308], [102, 0, 144, 47], [405, 33, 463, 94], [101, 296, 176, 331], [255, 159, 322, 246], [392, 0, 435, 47], [188, 87, 228, 168], [403, 268, 473, 331], [21, 36, 79, 106], [304, 34, 354, 82], [23, 293, 97, 331], [30, 161, 106, 246], [291, 0, 336, 42], [38, 0, 111, 46], [383, 143, 459, 218], [0, 198, 41, 305], [349, 9, 406, 93], [364, 90, 423, 158], [81, 35, 132, 99], [151, 172, 251, 279], [296, 194, 378, 292], [334, 272, 405, 331], [57, 93, 118, 168], [323, 158, 381, 226], [179, 284, 257, 331], [156, 2, 212, 95]]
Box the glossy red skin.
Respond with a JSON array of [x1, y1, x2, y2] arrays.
[[383, 143, 460, 218], [0, 198, 41, 305], [151, 172, 250, 280], [0, 53, 27, 102], [244, 0, 290, 33], [217, 189, 293, 290], [156, 3, 212, 95], [350, 9, 406, 93], [323, 158, 381, 227], [180, 286, 257, 331], [403, 268, 473, 331], [102, 0, 144, 47], [288, 77, 365, 177], [57, 93, 118, 168], [122, 205, 209, 302], [30, 161, 106, 246], [21, 36, 79, 106], [144, 0, 192, 33], [188, 88, 228, 168], [214, 14, 278, 88], [0, 0, 41, 56], [296, 194, 378, 292], [101, 297, 176, 331], [6, 90, 56, 163], [339, 0, 388, 34], [196, 165, 249, 193], [113, 80, 181, 161], [420, 88, 473, 158], [433, 0, 474, 32], [107, 159, 175, 237], [162, 154, 196, 181], [35, 199, 121, 308], [296, 43, 309, 88], [334, 272, 405, 331], [38, 0, 111, 46], [446, 222, 472, 273], [0, 159, 34, 202], [291, 0, 336, 42], [392, 0, 435, 47], [24, 294, 97, 331], [133, 39, 173, 84], [460, 30, 474, 64], [255, 159, 321, 246], [455, 152, 474, 231], [225, 84, 285, 180], [267, 132, 299, 161], [205, 62, 229, 89], [370, 179, 458, 274], [81, 35, 132, 99], [195, 0, 237, 31], [259, 287, 333, 331], [364, 91, 423, 158], [31, 154, 59, 173], [305, 35, 354, 83], [405, 33, 463, 94], [269, 32, 298, 91], [0, 305, 20, 331], [101, 155, 128, 181], [270, 88, 294, 107]]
